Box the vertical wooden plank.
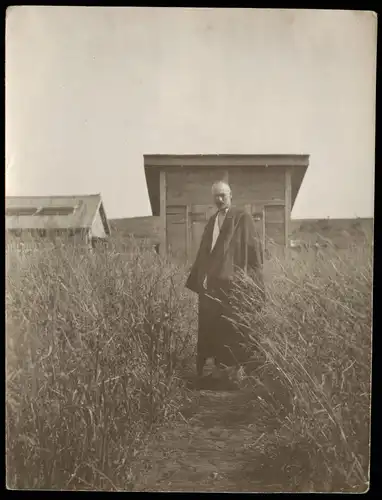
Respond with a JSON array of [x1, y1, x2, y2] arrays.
[[185, 205, 190, 262], [262, 207, 266, 257], [223, 169, 229, 183], [284, 167, 292, 252], [159, 170, 167, 256]]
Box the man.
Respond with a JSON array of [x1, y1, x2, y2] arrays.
[[185, 181, 265, 383]]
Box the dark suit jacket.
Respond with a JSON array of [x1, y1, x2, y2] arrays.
[[185, 207, 264, 296]]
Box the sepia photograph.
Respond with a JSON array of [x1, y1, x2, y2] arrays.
[[5, 6, 376, 493]]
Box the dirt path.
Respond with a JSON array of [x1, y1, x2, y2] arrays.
[[133, 386, 279, 493]]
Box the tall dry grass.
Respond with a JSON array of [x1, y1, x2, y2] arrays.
[[6, 235, 197, 490], [6, 230, 373, 493], [231, 238, 373, 493]]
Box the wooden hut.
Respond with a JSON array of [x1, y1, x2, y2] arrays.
[[144, 154, 309, 261], [6, 194, 110, 250]]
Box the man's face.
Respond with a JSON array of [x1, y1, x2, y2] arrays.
[[212, 184, 232, 211]]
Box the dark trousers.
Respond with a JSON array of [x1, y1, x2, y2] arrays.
[[197, 286, 248, 376]]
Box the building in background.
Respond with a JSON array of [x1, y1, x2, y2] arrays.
[[6, 193, 110, 249], [144, 153, 310, 261]]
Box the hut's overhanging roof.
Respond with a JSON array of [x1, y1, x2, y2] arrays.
[[143, 154, 310, 216], [6, 194, 110, 235]]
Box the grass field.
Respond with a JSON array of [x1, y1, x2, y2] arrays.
[[6, 233, 372, 492], [230, 239, 372, 492]]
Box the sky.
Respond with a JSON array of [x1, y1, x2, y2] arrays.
[[5, 7, 377, 220]]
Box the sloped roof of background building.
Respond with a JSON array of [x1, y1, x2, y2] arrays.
[[6, 194, 110, 234]]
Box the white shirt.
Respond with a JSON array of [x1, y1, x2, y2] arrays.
[[211, 208, 227, 252], [203, 208, 228, 289]]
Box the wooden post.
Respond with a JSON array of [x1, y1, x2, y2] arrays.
[[262, 207, 266, 258], [159, 170, 167, 256], [185, 205, 190, 262], [284, 167, 292, 254]]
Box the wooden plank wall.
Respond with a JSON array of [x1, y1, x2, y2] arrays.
[[165, 166, 287, 259], [229, 166, 286, 249], [6, 228, 90, 251], [228, 166, 285, 208], [264, 206, 286, 246], [166, 167, 227, 259], [160, 171, 167, 255], [166, 167, 228, 205], [166, 206, 187, 259]]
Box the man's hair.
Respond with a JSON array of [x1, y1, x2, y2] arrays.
[[211, 180, 232, 195]]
